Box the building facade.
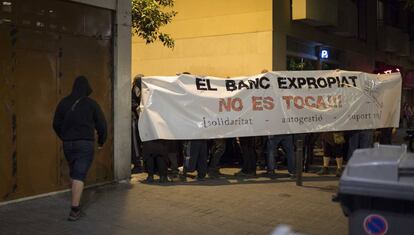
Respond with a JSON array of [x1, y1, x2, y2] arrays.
[[0, 0, 131, 203], [132, 0, 414, 82]]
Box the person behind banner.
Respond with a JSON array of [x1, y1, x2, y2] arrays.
[[255, 136, 267, 170], [403, 102, 413, 128], [131, 74, 144, 173], [317, 132, 345, 177], [255, 69, 269, 171], [182, 140, 209, 181], [266, 134, 295, 178], [208, 138, 226, 178], [346, 129, 373, 160], [143, 140, 169, 183], [234, 137, 257, 177], [378, 127, 396, 145], [166, 140, 180, 180]]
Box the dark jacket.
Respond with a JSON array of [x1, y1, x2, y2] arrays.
[[131, 85, 140, 118], [142, 140, 169, 157], [131, 77, 141, 118], [53, 76, 107, 145]]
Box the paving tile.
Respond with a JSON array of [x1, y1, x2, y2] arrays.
[[0, 168, 348, 235]]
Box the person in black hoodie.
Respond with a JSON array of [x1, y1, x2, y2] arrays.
[[53, 75, 107, 221], [131, 75, 143, 173]]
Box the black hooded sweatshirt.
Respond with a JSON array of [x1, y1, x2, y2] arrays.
[[53, 76, 107, 146]]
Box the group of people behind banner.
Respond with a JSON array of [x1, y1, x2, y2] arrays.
[[131, 75, 395, 183]]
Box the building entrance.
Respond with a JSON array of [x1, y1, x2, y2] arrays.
[[0, 0, 114, 202]]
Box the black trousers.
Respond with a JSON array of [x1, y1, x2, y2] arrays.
[[131, 117, 142, 166], [184, 140, 208, 178], [143, 140, 168, 177], [145, 154, 168, 177], [239, 137, 256, 174], [208, 138, 226, 173]]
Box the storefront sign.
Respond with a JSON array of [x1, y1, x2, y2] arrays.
[[138, 70, 401, 141], [320, 49, 329, 59]]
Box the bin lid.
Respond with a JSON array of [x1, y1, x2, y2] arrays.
[[339, 144, 414, 201]]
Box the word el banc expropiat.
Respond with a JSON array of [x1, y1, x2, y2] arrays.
[[195, 76, 358, 91]]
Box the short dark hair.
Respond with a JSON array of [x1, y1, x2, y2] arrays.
[[133, 74, 144, 87]]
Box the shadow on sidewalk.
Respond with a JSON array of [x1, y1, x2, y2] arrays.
[[302, 184, 339, 193], [133, 172, 339, 187]]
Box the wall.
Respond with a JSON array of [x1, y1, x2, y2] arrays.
[[132, 0, 273, 77]]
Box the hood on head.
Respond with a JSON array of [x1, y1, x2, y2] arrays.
[[133, 74, 143, 89], [71, 75, 92, 98]]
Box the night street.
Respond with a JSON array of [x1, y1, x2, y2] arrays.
[[0, 169, 346, 235], [1, 0, 414, 234], [2, 129, 409, 235]]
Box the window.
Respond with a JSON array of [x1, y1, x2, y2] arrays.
[[378, 0, 406, 29], [357, 0, 368, 41], [321, 62, 340, 70], [286, 56, 317, 71]]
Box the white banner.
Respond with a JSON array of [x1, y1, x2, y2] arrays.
[[138, 70, 401, 141]]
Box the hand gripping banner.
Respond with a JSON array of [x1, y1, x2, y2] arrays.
[[138, 70, 401, 141]]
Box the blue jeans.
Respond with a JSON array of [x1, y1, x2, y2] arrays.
[[347, 130, 373, 159], [63, 140, 94, 182], [266, 135, 295, 174]]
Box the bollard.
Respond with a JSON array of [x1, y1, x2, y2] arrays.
[[303, 134, 311, 172], [295, 139, 303, 186]]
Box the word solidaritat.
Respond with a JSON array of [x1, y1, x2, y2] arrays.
[[277, 76, 358, 89]]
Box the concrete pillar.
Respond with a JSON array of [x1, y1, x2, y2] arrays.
[[113, 0, 132, 180]]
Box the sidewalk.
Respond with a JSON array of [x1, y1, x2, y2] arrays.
[[0, 168, 347, 235]]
